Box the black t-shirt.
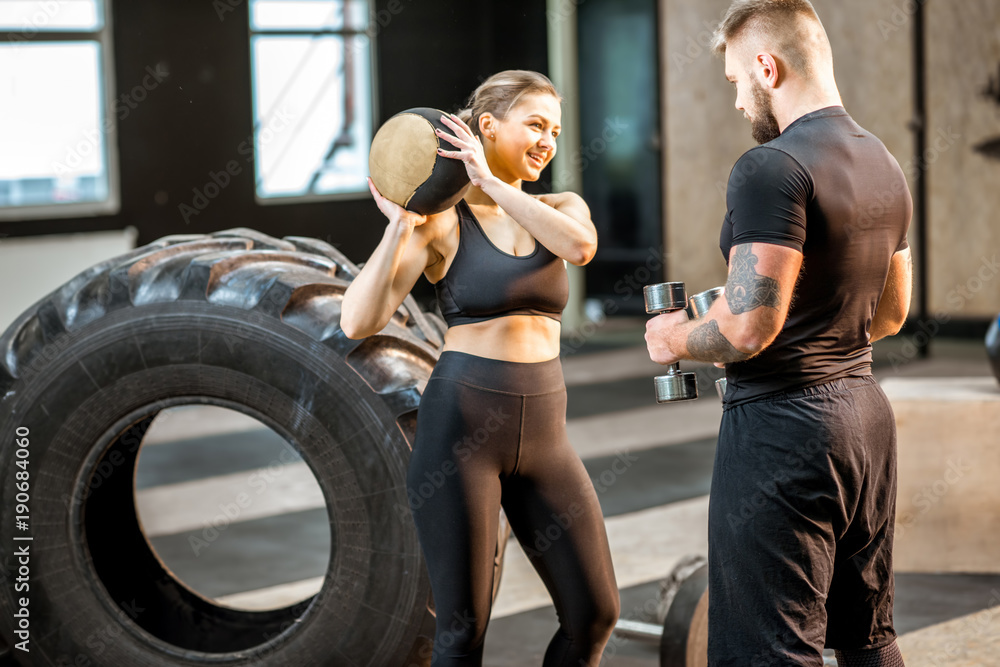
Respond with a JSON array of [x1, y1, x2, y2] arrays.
[[720, 107, 911, 404]]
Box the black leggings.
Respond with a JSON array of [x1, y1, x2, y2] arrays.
[[407, 351, 620, 666]]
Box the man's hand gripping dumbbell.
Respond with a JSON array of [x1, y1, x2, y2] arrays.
[[643, 282, 725, 403]]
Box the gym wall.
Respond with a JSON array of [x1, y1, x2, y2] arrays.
[[659, 0, 1000, 323], [0, 0, 548, 331], [925, 1, 1000, 322]]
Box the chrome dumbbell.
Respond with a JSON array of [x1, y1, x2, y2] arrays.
[[686, 286, 728, 400], [644, 283, 727, 403], [643, 282, 700, 403], [685, 286, 724, 319]]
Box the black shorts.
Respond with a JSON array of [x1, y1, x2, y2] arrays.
[[708, 376, 899, 665]]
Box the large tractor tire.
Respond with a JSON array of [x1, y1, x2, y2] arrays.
[[0, 228, 510, 667]]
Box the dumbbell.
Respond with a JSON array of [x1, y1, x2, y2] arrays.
[[644, 284, 727, 403], [684, 286, 724, 319], [644, 282, 700, 403]]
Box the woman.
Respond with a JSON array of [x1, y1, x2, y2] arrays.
[[341, 70, 619, 667]]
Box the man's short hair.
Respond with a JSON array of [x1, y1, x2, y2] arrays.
[[712, 0, 825, 76]]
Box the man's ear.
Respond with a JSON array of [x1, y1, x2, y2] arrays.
[[757, 52, 780, 88]]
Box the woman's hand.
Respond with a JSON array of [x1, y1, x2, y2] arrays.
[[436, 114, 495, 189], [368, 177, 428, 230]]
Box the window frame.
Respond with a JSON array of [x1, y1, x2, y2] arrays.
[[0, 0, 121, 222], [248, 0, 379, 207]]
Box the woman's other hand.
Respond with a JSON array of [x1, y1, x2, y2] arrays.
[[436, 114, 494, 189], [368, 177, 428, 230]]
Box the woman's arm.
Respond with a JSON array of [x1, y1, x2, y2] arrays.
[[340, 178, 440, 339], [437, 114, 597, 266], [480, 182, 597, 266]]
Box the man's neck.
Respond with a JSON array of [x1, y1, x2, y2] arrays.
[[775, 83, 844, 133]]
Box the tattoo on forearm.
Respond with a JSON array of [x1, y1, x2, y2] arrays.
[[687, 320, 751, 363], [727, 245, 781, 314]]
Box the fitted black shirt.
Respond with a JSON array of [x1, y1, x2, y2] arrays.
[[720, 107, 911, 404]]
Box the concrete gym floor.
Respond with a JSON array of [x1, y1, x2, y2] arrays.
[[132, 320, 999, 666]]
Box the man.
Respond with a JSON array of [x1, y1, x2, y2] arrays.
[[644, 1, 912, 665]]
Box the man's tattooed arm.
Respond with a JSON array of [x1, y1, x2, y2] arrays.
[[726, 244, 781, 314], [686, 319, 751, 363], [683, 244, 791, 363]]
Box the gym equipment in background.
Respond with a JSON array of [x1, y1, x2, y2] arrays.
[[611, 555, 708, 667], [987, 313, 1000, 385]]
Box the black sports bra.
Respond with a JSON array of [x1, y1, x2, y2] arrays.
[[433, 199, 569, 328]]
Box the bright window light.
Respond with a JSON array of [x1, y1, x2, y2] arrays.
[[250, 0, 368, 31], [249, 0, 374, 202], [0, 41, 110, 208], [0, 1, 103, 32], [0, 0, 115, 219]]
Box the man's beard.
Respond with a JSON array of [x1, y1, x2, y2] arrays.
[[749, 78, 782, 144]]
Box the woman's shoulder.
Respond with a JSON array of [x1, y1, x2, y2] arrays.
[[533, 191, 588, 210], [414, 204, 461, 244]]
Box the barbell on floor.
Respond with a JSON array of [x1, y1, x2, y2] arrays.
[[611, 554, 709, 667]]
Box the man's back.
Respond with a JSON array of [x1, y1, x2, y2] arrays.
[[720, 106, 911, 404]]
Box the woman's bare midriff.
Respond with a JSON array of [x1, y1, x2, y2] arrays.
[[442, 315, 561, 362]]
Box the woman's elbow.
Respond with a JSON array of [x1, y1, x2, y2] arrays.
[[339, 305, 373, 340], [339, 316, 366, 340], [567, 239, 598, 266]]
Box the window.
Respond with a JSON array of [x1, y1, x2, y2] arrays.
[[0, 0, 118, 220], [248, 0, 375, 203]]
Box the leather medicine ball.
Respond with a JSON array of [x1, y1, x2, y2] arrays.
[[369, 107, 471, 215]]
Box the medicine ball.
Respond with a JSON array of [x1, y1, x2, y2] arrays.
[[987, 313, 1000, 385], [369, 107, 471, 215]]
